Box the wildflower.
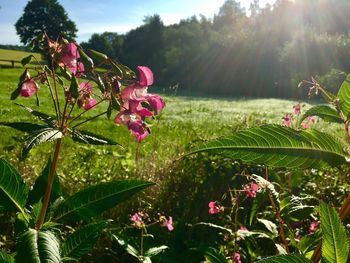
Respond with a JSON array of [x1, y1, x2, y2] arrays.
[[307, 115, 316, 124], [244, 183, 259, 198], [293, 103, 301, 115], [232, 252, 242, 263], [160, 216, 174, 231], [77, 82, 96, 110], [58, 42, 84, 76], [131, 212, 144, 228], [239, 226, 248, 231], [20, 78, 39, 97], [282, 114, 292, 127], [83, 98, 97, 110], [208, 201, 222, 214], [308, 221, 319, 234], [115, 66, 165, 142], [301, 116, 316, 129]]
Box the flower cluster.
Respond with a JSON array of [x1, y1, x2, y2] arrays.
[[130, 212, 174, 231], [282, 103, 316, 129], [208, 201, 223, 214], [19, 38, 165, 142], [244, 182, 259, 198]]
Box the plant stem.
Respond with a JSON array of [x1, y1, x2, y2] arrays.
[[35, 138, 62, 230], [43, 71, 59, 122], [71, 110, 108, 129], [140, 228, 144, 262]]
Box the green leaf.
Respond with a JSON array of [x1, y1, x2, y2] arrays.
[[251, 174, 279, 203], [0, 159, 28, 215], [114, 236, 139, 258], [11, 69, 29, 100], [21, 55, 34, 67], [299, 105, 343, 124], [78, 47, 94, 71], [145, 246, 168, 257], [194, 222, 233, 235], [280, 195, 315, 222], [202, 247, 228, 263], [87, 49, 108, 61], [337, 74, 350, 117], [23, 128, 63, 158], [62, 221, 109, 260], [15, 229, 61, 263], [257, 254, 311, 262], [70, 129, 122, 146], [14, 103, 56, 126], [297, 231, 321, 255], [53, 180, 154, 222], [257, 218, 278, 236], [0, 122, 47, 133], [27, 158, 62, 206], [320, 202, 349, 263], [187, 124, 347, 169], [0, 251, 15, 263], [69, 75, 80, 99]]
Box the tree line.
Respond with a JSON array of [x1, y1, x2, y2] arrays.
[[13, 0, 350, 98]]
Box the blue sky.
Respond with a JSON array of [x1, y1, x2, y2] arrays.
[[0, 0, 275, 45]]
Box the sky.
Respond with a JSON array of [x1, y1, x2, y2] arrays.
[[0, 0, 276, 45]]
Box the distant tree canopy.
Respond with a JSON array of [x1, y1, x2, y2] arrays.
[[82, 0, 350, 98], [15, 0, 77, 45]]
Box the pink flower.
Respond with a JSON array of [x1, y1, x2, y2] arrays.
[[232, 252, 242, 263], [83, 98, 97, 110], [58, 42, 84, 76], [282, 114, 292, 127], [239, 226, 248, 231], [308, 221, 319, 234], [121, 84, 148, 101], [293, 103, 301, 115], [244, 183, 259, 198], [137, 66, 154, 86], [208, 201, 222, 214], [79, 82, 93, 95], [307, 115, 316, 124], [146, 94, 166, 115], [131, 212, 144, 228], [20, 79, 39, 97], [127, 120, 149, 142], [301, 122, 310, 129], [160, 216, 174, 231]]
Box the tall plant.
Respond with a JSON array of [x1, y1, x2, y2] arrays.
[[0, 34, 165, 262]]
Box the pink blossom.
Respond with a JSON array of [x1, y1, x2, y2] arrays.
[[147, 94, 166, 115], [208, 201, 222, 214], [137, 66, 154, 86], [239, 226, 248, 231], [308, 221, 319, 234], [232, 252, 242, 263], [131, 212, 144, 228], [128, 120, 149, 142], [58, 42, 84, 76], [79, 82, 93, 95], [121, 84, 148, 101], [20, 79, 39, 97], [160, 216, 174, 231], [307, 116, 316, 124], [301, 122, 310, 129], [293, 103, 301, 115], [282, 114, 292, 127], [244, 183, 259, 198], [83, 98, 97, 110]]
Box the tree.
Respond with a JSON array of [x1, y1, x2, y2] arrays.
[[15, 0, 77, 45]]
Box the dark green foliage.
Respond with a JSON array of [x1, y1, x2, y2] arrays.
[[15, 0, 77, 45], [0, 251, 15, 263], [15, 229, 61, 263], [69, 129, 121, 146], [0, 159, 29, 214], [299, 105, 343, 124], [53, 180, 154, 222], [257, 254, 311, 263]]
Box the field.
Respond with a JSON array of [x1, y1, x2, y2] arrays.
[[0, 56, 348, 262], [0, 48, 43, 67]]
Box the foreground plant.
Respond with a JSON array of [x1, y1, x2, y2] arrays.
[[0, 34, 165, 262], [188, 77, 350, 262]]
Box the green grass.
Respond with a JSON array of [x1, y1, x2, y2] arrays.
[[0, 48, 43, 67], [0, 67, 344, 192]]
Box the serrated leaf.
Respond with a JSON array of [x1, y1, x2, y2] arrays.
[[187, 124, 347, 169], [15, 229, 61, 263], [69, 75, 80, 99], [62, 221, 108, 259], [337, 74, 350, 117], [0, 122, 47, 133], [0, 159, 28, 215], [257, 254, 311, 262], [23, 128, 63, 158], [251, 174, 279, 203], [257, 218, 278, 236], [320, 202, 349, 263], [21, 55, 34, 67], [70, 129, 121, 146], [280, 196, 315, 222], [53, 180, 154, 222], [202, 247, 228, 263], [27, 158, 62, 206], [114, 235, 139, 258], [299, 105, 342, 124], [14, 103, 56, 126], [194, 222, 233, 234], [145, 246, 168, 257], [0, 251, 15, 263]]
